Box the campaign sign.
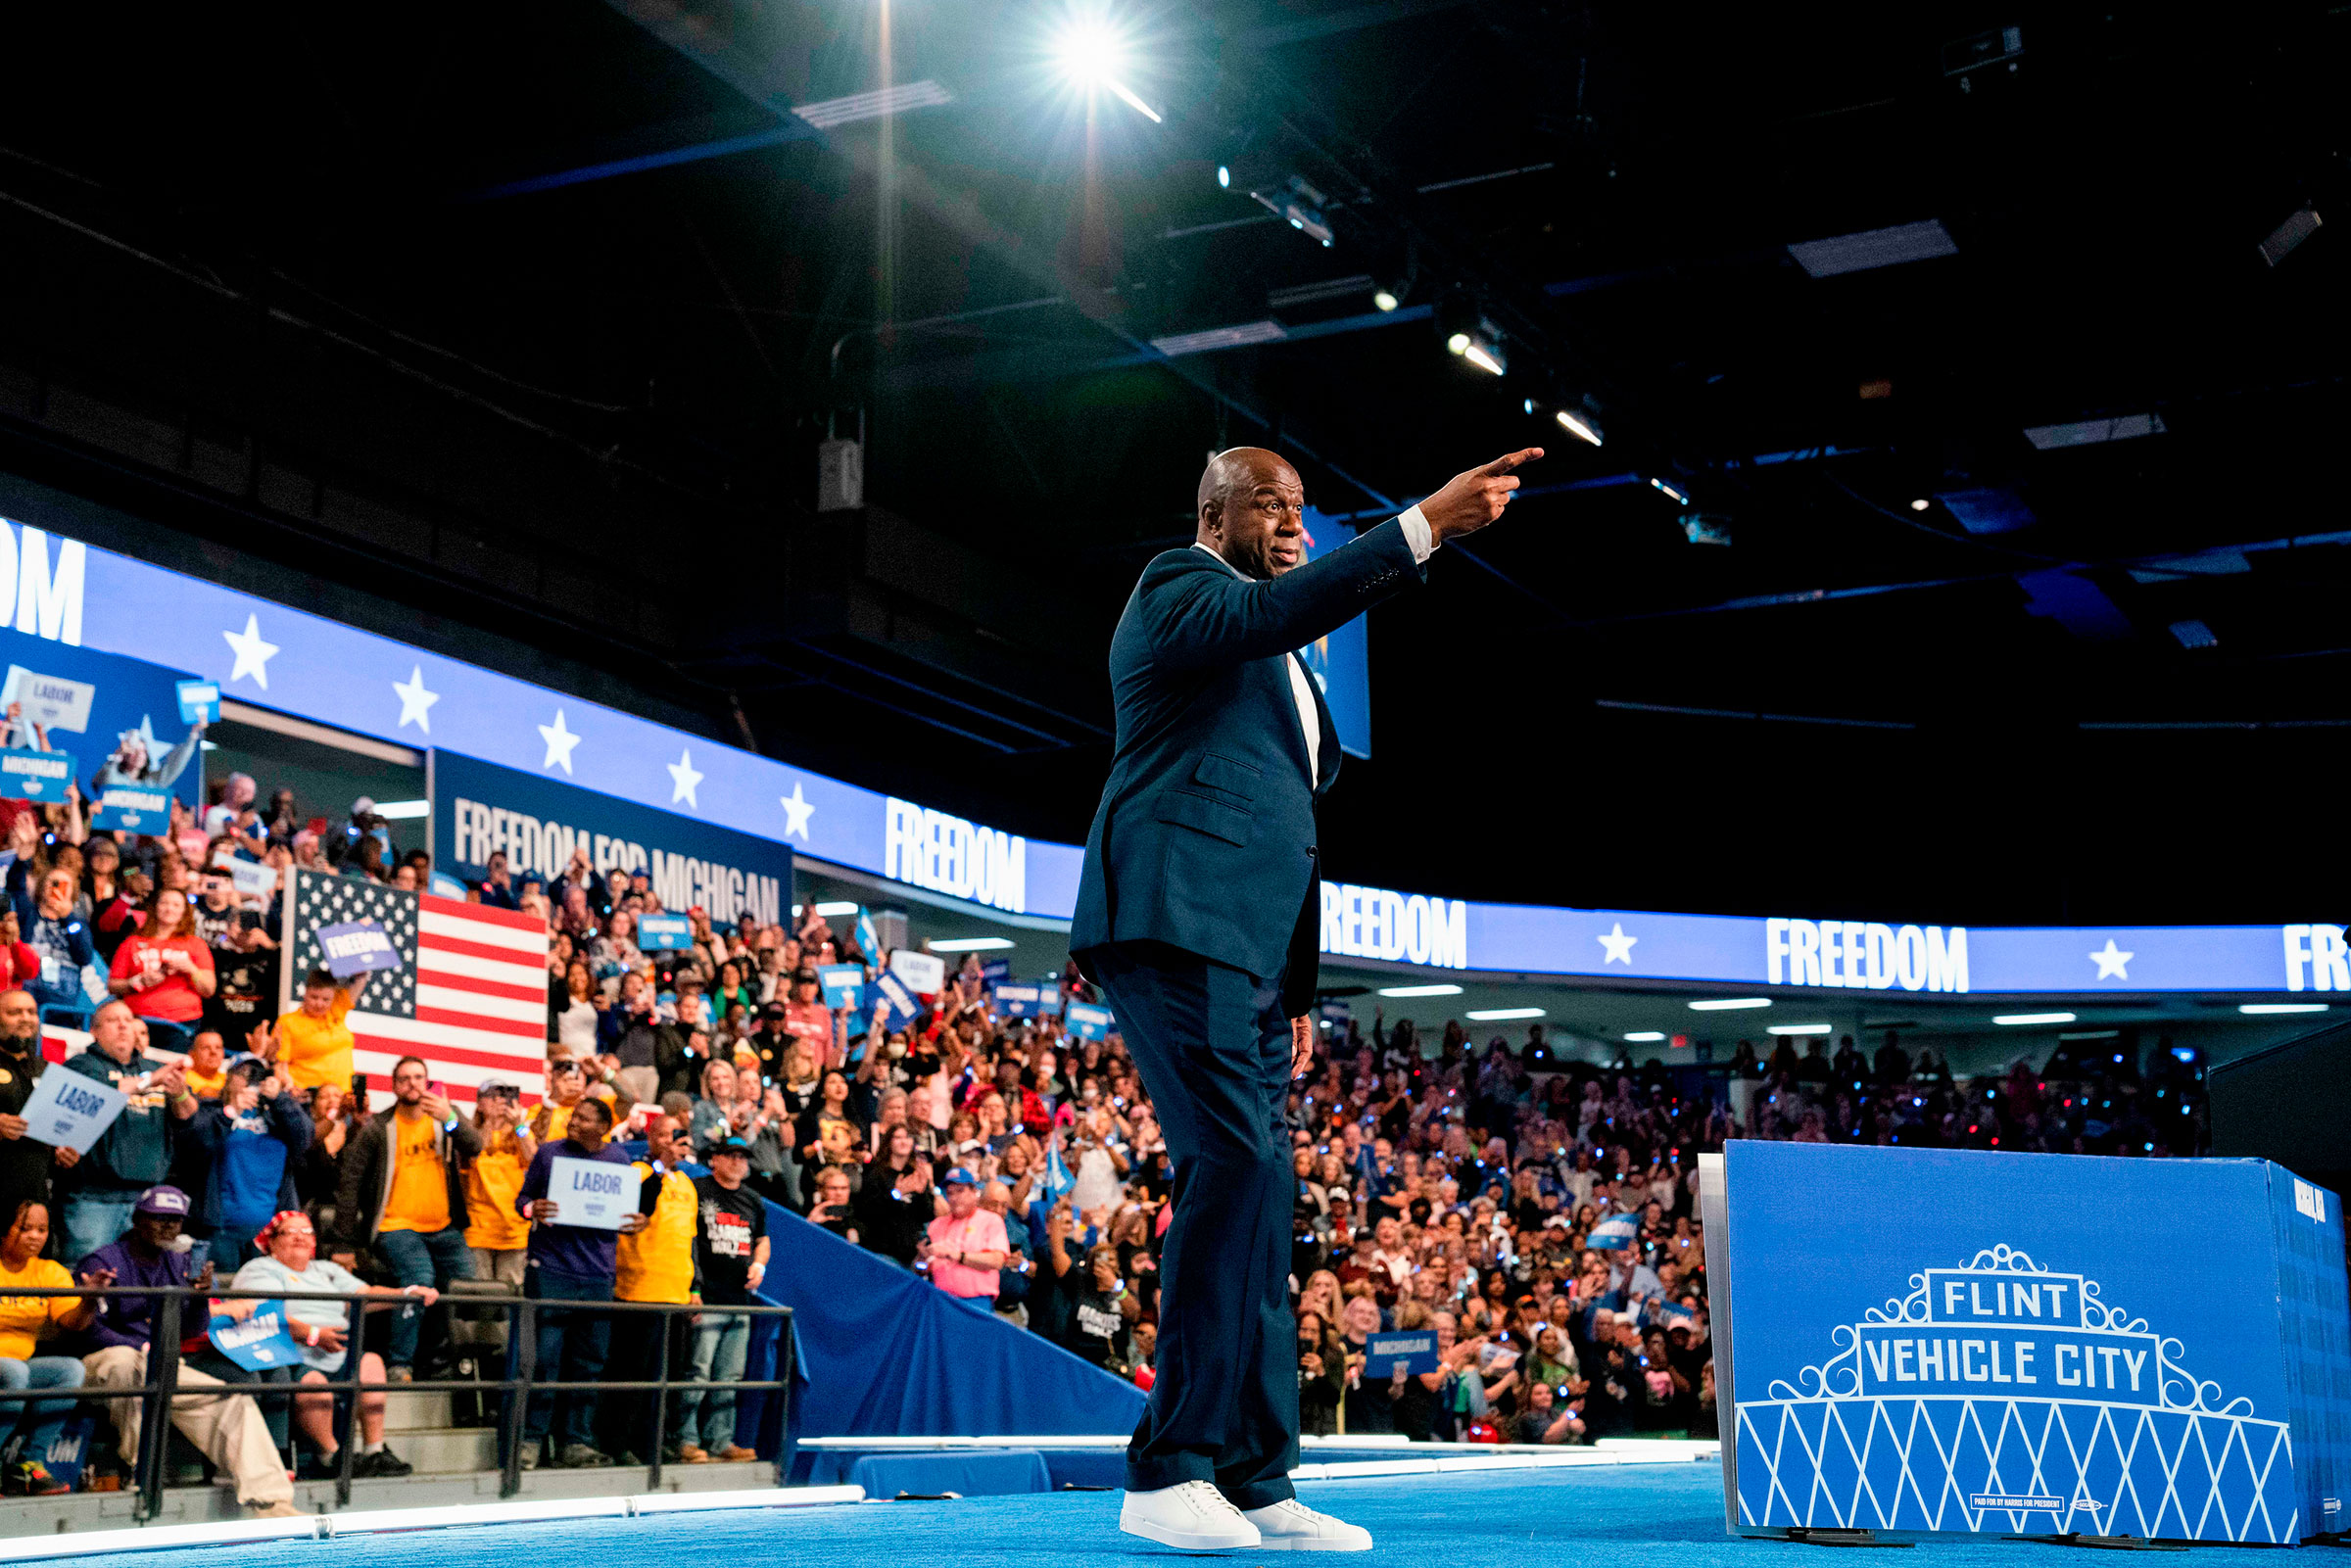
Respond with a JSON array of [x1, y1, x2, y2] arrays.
[[208, 1307, 307, 1371], [889, 948, 945, 996], [1065, 1001, 1114, 1041], [314, 920, 401, 979], [817, 963, 866, 1012], [1715, 1143, 2351, 1543], [175, 680, 220, 725], [550, 1156, 632, 1230], [991, 982, 1043, 1019], [0, 746, 73, 802], [981, 957, 1011, 984], [873, 970, 921, 1030], [1589, 1213, 1639, 1251], [89, 784, 169, 832], [17, 1069, 126, 1154], [1, 666, 94, 734], [1364, 1329, 1440, 1379], [636, 913, 693, 951], [210, 850, 277, 902]]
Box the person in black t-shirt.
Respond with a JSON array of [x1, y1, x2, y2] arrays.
[[0, 991, 66, 1228], [680, 1137, 770, 1462]]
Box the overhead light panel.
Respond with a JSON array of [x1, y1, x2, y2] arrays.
[[927, 935, 1016, 952], [2241, 1003, 2327, 1015], [2168, 619, 2218, 650], [1149, 319, 1289, 356], [812, 901, 862, 917], [2022, 412, 2166, 451], [1624, 1031, 1665, 1042], [370, 800, 430, 820], [1377, 983, 1463, 997], [2258, 206, 2321, 267], [1766, 1023, 1833, 1035], [1465, 1007, 1544, 1021], [1787, 218, 1957, 278], [1992, 1012, 2077, 1025], [793, 79, 954, 130], [1690, 997, 1770, 1012], [1555, 408, 1603, 447]]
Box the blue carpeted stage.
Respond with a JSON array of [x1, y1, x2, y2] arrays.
[[39, 1462, 2317, 1568]]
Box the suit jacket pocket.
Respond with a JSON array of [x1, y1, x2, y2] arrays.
[[1192, 751, 1263, 799], [1153, 788, 1254, 847]]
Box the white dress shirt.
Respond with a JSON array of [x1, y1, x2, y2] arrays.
[[1190, 505, 1435, 784]]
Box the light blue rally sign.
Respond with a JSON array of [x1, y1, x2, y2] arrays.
[[0, 746, 74, 802]]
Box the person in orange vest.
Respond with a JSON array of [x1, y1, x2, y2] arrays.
[[601, 1111, 699, 1463]]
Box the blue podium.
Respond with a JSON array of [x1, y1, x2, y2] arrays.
[[1703, 1144, 2351, 1544]]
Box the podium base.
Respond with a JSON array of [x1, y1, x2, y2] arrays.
[[1779, 1529, 1910, 1548]]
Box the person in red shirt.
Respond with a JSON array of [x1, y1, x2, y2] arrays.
[[107, 886, 216, 1034], [782, 971, 837, 1069], [0, 909, 39, 991]]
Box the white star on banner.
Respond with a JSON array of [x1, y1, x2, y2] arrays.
[[2088, 939, 2135, 980], [538, 710, 582, 775], [221, 614, 279, 689], [392, 665, 440, 733], [779, 782, 816, 839], [667, 748, 704, 808], [1597, 922, 1639, 966]]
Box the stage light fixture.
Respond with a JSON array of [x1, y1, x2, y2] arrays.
[[1909, 498, 1930, 511], [1555, 408, 1603, 447], [1053, 20, 1162, 121], [1217, 165, 1230, 189], [1372, 287, 1399, 311], [1458, 333, 1506, 375], [1649, 477, 1689, 505], [1522, 399, 1536, 415], [1446, 332, 1470, 355]]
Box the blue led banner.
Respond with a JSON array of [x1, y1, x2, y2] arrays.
[[428, 749, 791, 927], [0, 502, 2330, 994], [1717, 1143, 2350, 1542]]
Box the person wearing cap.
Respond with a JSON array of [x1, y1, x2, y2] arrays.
[[742, 1001, 792, 1083], [602, 1113, 698, 1463], [180, 1058, 312, 1272], [677, 1133, 768, 1462], [73, 1186, 302, 1516], [920, 1167, 1007, 1306]]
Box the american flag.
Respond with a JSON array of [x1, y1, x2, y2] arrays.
[[279, 868, 548, 1108]]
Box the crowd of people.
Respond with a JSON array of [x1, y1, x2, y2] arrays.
[[0, 760, 2213, 1510]]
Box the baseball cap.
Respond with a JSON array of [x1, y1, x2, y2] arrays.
[[712, 1136, 752, 1156], [134, 1185, 191, 1217], [941, 1166, 980, 1189]]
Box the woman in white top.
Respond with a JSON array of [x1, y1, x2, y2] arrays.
[[220, 1211, 440, 1479], [552, 959, 600, 1058]]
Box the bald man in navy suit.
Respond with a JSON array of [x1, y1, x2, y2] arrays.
[[1072, 443, 1542, 1552]]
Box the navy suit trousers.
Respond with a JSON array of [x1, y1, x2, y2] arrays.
[[1092, 939, 1298, 1508]]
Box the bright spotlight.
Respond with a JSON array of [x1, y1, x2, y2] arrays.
[[1053, 20, 1163, 121], [1650, 476, 1689, 504], [1372, 288, 1399, 311], [1909, 498, 1930, 511], [1445, 332, 1470, 355], [1555, 408, 1603, 447], [1462, 341, 1506, 375], [1217, 165, 1230, 189]]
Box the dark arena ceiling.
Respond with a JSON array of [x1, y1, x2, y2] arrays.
[[0, 1, 2343, 927]]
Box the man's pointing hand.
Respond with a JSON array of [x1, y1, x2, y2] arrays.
[[1419, 448, 1545, 546]]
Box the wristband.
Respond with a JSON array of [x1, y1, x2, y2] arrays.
[[306, 1325, 320, 1347]]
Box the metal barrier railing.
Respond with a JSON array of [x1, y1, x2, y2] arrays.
[[0, 1286, 793, 1520]]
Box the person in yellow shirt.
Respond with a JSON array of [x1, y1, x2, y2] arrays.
[[328, 1057, 480, 1380], [182, 1029, 229, 1101], [463, 1083, 536, 1288], [0, 1200, 106, 1495], [254, 968, 371, 1094], [601, 1113, 698, 1464]]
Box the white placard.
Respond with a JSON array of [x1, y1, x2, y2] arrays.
[[548, 1155, 632, 1231], [16, 1068, 127, 1155], [0, 665, 95, 735], [889, 948, 946, 995], [211, 848, 278, 902]]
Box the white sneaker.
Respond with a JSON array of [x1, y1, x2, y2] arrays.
[[1119, 1480, 1263, 1551], [1243, 1497, 1375, 1551]]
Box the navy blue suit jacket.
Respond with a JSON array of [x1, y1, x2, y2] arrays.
[[1071, 518, 1425, 1016]]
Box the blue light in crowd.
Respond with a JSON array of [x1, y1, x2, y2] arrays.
[[2172, 1046, 2196, 1061]]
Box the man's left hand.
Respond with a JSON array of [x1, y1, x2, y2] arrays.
[[1289, 1016, 1314, 1079]]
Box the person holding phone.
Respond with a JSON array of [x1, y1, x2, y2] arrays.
[[328, 1056, 480, 1381]]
